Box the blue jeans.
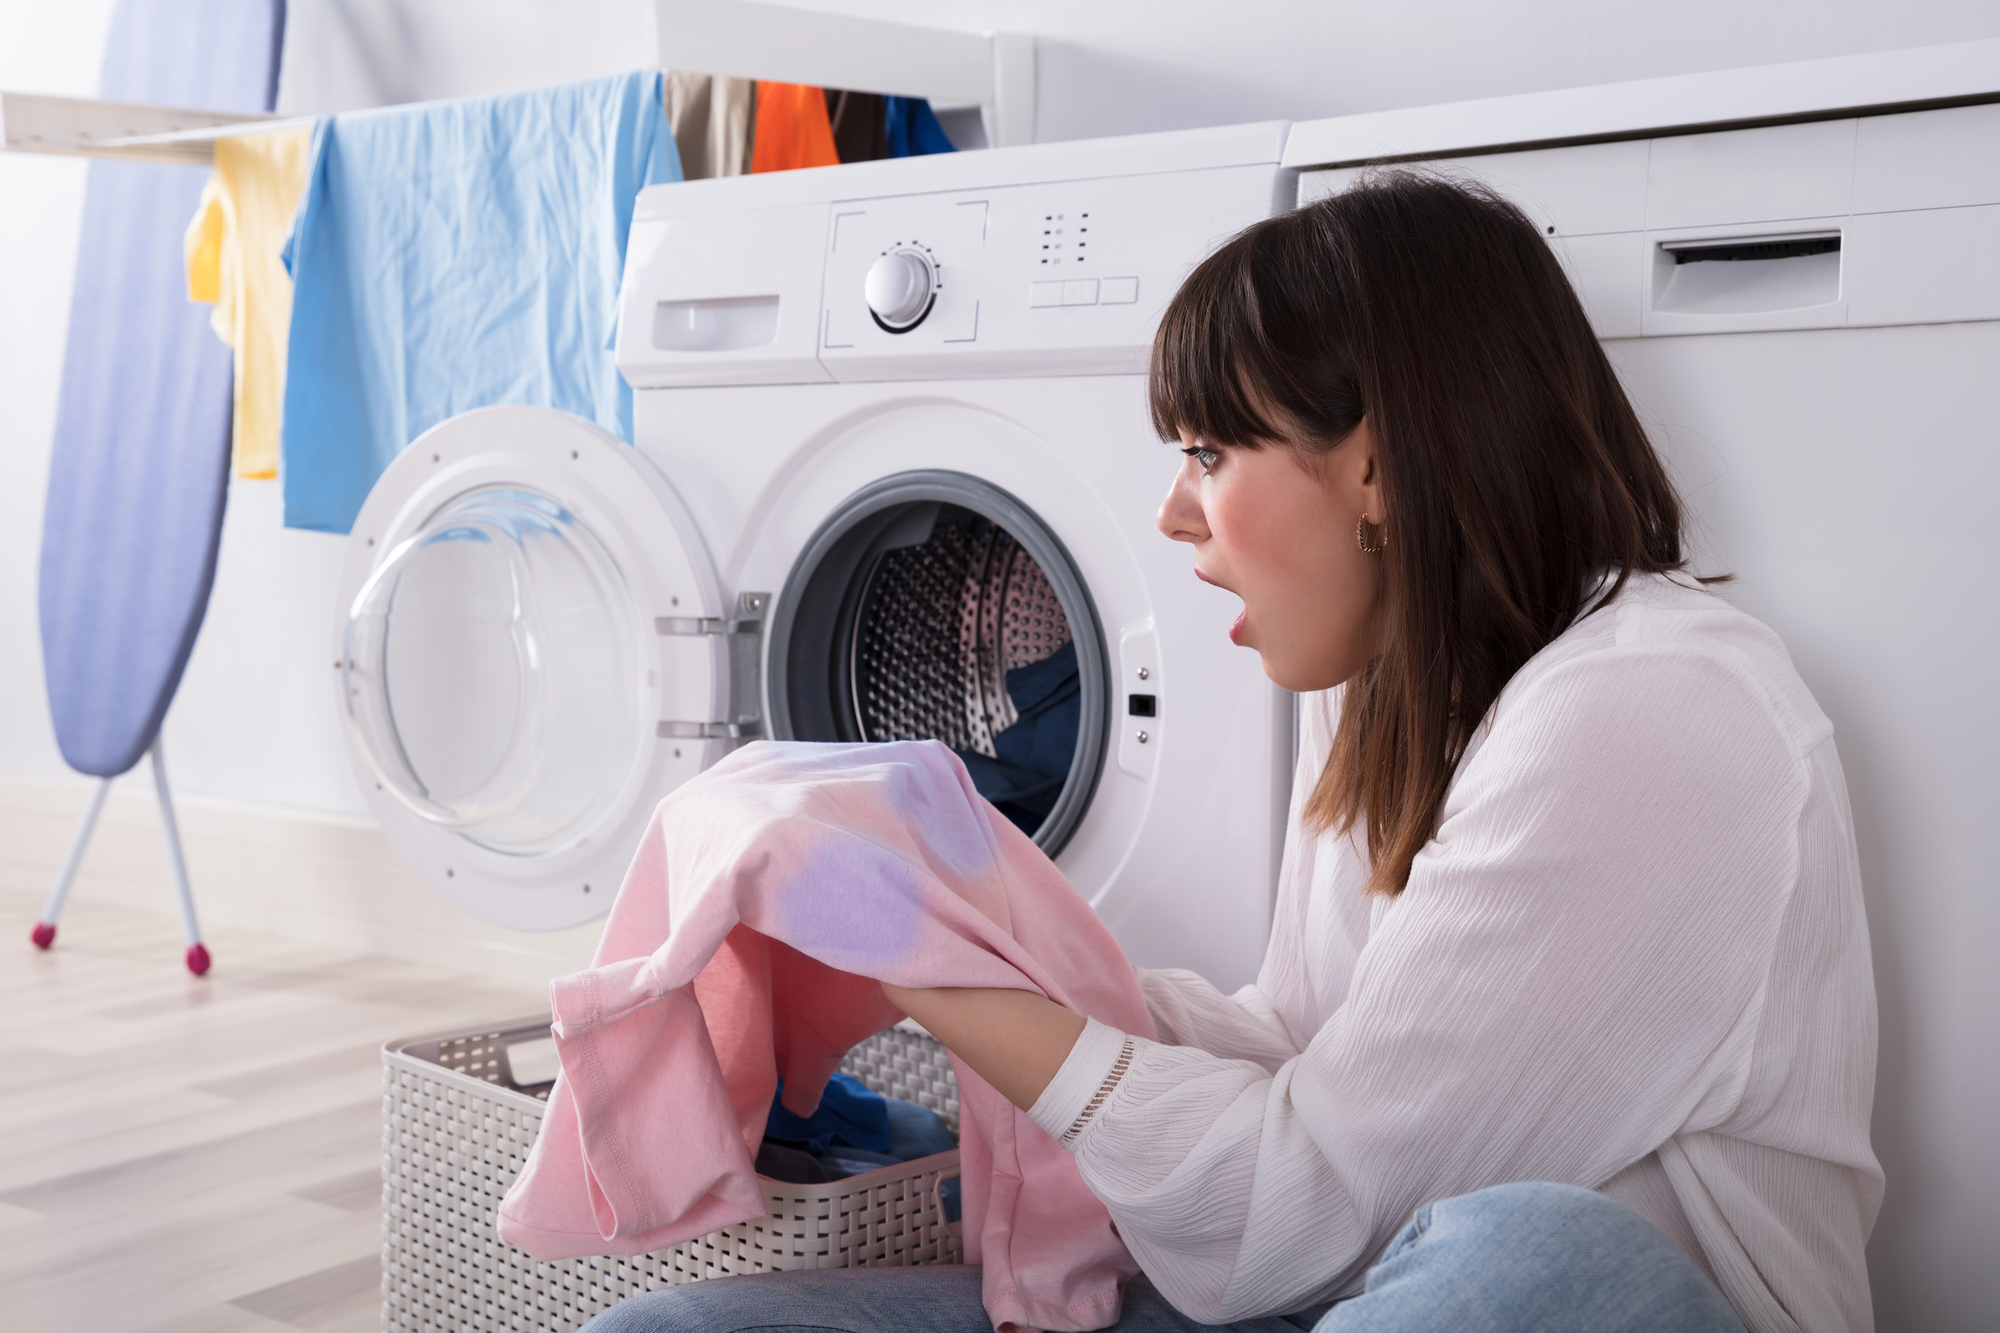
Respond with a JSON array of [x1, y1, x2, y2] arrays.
[[578, 1182, 1747, 1333]]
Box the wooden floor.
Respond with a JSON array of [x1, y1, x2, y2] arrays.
[[0, 887, 548, 1332]]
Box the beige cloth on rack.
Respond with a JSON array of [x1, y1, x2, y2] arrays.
[[665, 71, 755, 178], [184, 129, 312, 479]]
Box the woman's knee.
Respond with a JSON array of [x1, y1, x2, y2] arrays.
[[575, 1285, 701, 1333], [579, 1281, 777, 1333], [1420, 1180, 1635, 1252], [577, 1263, 991, 1333], [1323, 1182, 1744, 1333]]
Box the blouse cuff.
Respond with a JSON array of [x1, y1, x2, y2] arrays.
[[1027, 1016, 1136, 1150]]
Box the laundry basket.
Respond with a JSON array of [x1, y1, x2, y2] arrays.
[[382, 1017, 963, 1331]]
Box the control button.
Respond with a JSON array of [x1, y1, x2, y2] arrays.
[[1029, 280, 1064, 308], [1062, 279, 1099, 306], [1117, 621, 1159, 779], [1100, 276, 1139, 305], [866, 248, 936, 330]]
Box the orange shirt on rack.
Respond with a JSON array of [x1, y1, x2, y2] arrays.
[[750, 81, 840, 172]]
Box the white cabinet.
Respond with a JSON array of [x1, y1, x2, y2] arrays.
[[1296, 142, 1648, 340], [1645, 119, 1856, 230], [1854, 102, 2000, 214], [1295, 140, 1646, 237], [1554, 233, 1645, 339], [1297, 104, 2000, 338], [1848, 204, 2000, 327]]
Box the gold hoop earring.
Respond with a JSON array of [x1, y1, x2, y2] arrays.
[[1356, 513, 1387, 554]]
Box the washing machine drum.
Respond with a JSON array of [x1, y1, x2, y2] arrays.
[[769, 471, 1109, 857], [333, 407, 723, 930]]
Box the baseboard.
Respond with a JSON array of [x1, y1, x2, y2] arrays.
[[0, 772, 604, 986]]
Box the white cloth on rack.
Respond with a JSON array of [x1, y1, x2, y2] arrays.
[[664, 71, 755, 179], [1026, 572, 1881, 1333]]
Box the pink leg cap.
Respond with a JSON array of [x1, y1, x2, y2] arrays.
[[30, 922, 55, 950], [185, 943, 212, 976]]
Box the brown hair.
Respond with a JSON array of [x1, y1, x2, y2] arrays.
[[1150, 170, 1704, 895]]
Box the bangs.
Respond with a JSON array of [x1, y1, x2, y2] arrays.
[[1148, 212, 1367, 453], [1147, 232, 1290, 448]]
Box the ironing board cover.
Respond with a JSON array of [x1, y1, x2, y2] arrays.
[[38, 0, 287, 778]]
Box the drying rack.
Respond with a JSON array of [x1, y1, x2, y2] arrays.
[[0, 0, 1037, 164]]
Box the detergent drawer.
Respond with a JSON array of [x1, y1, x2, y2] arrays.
[[617, 201, 835, 388]]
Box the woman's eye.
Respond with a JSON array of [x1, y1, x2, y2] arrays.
[[1181, 445, 1219, 473]]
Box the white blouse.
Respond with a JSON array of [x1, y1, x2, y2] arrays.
[[1028, 573, 1882, 1333]]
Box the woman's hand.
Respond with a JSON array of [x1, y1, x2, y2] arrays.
[[881, 982, 1087, 1112]]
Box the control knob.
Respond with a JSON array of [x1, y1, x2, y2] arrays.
[[864, 247, 936, 331]]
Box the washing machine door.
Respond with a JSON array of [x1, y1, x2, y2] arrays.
[[767, 470, 1110, 859], [333, 407, 734, 930]]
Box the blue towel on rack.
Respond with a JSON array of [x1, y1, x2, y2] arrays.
[[279, 71, 680, 534], [38, 0, 285, 779], [884, 97, 957, 157]]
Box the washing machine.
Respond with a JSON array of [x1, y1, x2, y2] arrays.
[[333, 122, 1298, 990]]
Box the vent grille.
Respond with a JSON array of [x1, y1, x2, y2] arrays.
[[1668, 235, 1840, 264]]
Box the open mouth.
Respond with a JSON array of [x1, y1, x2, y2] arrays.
[[1193, 568, 1248, 644]]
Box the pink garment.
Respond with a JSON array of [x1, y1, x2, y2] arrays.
[[497, 740, 1156, 1333]]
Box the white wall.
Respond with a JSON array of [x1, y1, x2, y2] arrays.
[[272, 0, 655, 114], [0, 0, 118, 791]]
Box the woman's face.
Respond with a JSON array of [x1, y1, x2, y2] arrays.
[[1156, 418, 1386, 693]]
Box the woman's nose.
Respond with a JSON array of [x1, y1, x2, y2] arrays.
[[1157, 463, 1207, 544]]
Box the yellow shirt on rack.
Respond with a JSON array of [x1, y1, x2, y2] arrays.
[[184, 129, 311, 480]]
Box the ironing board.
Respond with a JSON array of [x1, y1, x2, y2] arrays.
[[31, 0, 287, 974]]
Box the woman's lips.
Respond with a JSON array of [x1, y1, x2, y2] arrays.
[[1196, 570, 1247, 644]]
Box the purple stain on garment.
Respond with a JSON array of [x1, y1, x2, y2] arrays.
[[763, 742, 998, 966], [774, 837, 927, 970], [879, 742, 998, 881]]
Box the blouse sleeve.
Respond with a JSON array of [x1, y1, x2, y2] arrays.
[[1135, 967, 1302, 1073], [1047, 644, 1811, 1321]]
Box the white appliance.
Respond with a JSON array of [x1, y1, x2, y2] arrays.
[[332, 123, 1298, 991], [1288, 71, 2000, 1333]]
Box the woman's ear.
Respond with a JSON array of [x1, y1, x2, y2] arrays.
[[1344, 416, 1384, 524]]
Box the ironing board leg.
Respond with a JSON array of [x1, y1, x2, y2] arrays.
[[150, 739, 211, 976], [31, 777, 114, 950]]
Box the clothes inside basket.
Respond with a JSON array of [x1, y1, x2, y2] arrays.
[[757, 1072, 957, 1183]]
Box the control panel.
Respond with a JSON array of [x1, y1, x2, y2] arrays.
[[817, 163, 1282, 382], [612, 129, 1292, 387], [1036, 209, 1089, 268]]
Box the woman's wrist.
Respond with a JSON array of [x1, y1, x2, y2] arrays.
[[881, 982, 1087, 1111], [1027, 1017, 1138, 1148]]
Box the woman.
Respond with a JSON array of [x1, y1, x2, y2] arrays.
[[587, 173, 1880, 1333]]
